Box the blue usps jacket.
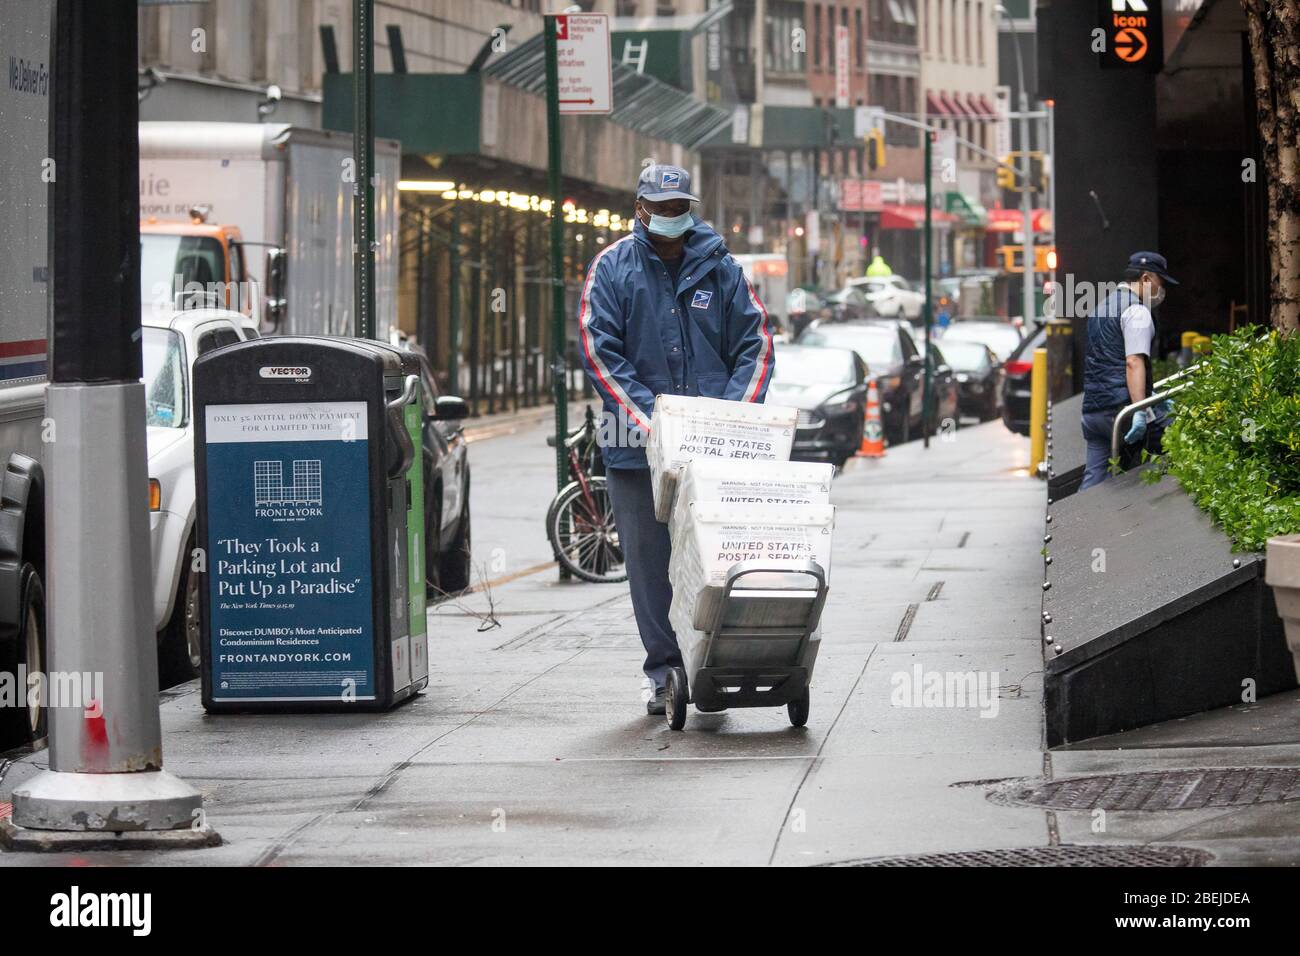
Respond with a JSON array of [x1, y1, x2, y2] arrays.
[[578, 217, 774, 469]]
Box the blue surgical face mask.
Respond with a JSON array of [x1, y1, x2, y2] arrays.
[[642, 208, 693, 239]]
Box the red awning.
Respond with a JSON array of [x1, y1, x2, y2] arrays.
[[986, 208, 1053, 232], [979, 94, 998, 117], [966, 93, 990, 118], [926, 91, 951, 117], [939, 91, 968, 117], [880, 204, 959, 230]]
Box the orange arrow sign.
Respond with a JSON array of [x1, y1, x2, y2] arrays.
[[1114, 27, 1148, 63]]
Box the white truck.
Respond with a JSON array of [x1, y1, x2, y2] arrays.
[[138, 121, 401, 339], [0, 0, 52, 746], [730, 253, 791, 337]]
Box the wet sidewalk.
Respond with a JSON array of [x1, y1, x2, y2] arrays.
[[3, 419, 1295, 865]]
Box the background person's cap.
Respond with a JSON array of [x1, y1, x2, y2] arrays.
[[636, 164, 700, 202], [1128, 251, 1178, 285]]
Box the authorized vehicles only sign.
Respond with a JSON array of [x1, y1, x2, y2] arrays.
[[204, 402, 375, 702], [554, 13, 612, 114]]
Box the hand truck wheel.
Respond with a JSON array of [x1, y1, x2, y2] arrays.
[[787, 686, 810, 728], [666, 667, 688, 731]]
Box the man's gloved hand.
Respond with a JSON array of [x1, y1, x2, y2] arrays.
[[1124, 409, 1148, 444], [1153, 399, 1173, 419]]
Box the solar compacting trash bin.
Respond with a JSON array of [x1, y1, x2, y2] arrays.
[[193, 335, 428, 712]]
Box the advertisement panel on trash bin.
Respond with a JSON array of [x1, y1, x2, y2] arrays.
[[203, 400, 376, 702]]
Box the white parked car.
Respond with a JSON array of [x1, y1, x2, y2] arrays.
[[142, 307, 250, 684], [848, 274, 926, 320]]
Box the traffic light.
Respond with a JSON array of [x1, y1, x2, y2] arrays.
[[996, 155, 1016, 190], [1028, 151, 1046, 194], [866, 129, 886, 170]]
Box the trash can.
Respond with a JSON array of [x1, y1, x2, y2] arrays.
[[193, 335, 427, 712], [349, 340, 429, 691]]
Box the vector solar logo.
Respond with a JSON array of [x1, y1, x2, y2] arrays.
[[260, 365, 313, 381]]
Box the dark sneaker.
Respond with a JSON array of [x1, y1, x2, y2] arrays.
[[646, 686, 666, 715]]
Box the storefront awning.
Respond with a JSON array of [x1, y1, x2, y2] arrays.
[[965, 93, 991, 118], [926, 91, 952, 117], [484, 34, 732, 150], [880, 204, 959, 230], [939, 92, 968, 117], [945, 191, 987, 226], [979, 94, 998, 117], [986, 207, 1053, 232]]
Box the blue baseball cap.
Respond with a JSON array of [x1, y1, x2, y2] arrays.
[[1128, 251, 1178, 285], [636, 164, 700, 202]]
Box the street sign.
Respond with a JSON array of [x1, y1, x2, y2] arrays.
[[1097, 0, 1163, 72], [993, 86, 1011, 156], [554, 13, 612, 114], [932, 129, 957, 181], [840, 179, 861, 212], [861, 179, 882, 212], [834, 24, 850, 109], [840, 179, 884, 213], [731, 104, 750, 145], [854, 105, 884, 139]]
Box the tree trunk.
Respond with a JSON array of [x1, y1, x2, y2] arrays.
[[1242, 0, 1300, 332]]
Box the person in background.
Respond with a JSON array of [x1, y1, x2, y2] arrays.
[[577, 164, 774, 715], [1079, 251, 1177, 490]]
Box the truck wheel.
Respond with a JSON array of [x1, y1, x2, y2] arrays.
[[437, 492, 472, 595], [159, 534, 201, 687], [15, 563, 47, 744]]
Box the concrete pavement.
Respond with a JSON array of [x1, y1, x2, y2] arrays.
[[3, 415, 1297, 865]]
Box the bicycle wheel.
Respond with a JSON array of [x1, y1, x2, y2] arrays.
[[547, 477, 627, 583]]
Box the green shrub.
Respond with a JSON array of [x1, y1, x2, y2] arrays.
[[1158, 327, 1300, 551]]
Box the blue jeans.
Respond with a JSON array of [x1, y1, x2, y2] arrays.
[[1080, 410, 1118, 490], [605, 466, 681, 689], [1081, 407, 1164, 490]]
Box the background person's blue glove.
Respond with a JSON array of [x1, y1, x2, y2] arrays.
[[1124, 409, 1148, 444]]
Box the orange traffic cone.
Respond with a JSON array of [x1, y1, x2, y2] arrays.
[[858, 378, 886, 458]]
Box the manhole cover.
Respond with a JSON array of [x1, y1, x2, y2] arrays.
[[991, 768, 1300, 812], [828, 845, 1211, 867]]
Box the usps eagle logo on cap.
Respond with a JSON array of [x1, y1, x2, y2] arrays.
[[690, 290, 713, 309], [660, 169, 681, 190]]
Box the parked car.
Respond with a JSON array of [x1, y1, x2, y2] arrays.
[[822, 285, 873, 322], [142, 307, 252, 685], [914, 339, 962, 431], [940, 318, 1025, 362], [768, 343, 869, 469], [797, 320, 925, 444], [786, 288, 828, 339], [1001, 322, 1047, 436], [936, 339, 1005, 421], [847, 274, 926, 320], [405, 346, 474, 599]]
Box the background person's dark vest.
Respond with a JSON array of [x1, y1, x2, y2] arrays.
[[1082, 287, 1155, 414]]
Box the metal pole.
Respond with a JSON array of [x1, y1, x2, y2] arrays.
[[1000, 4, 1035, 327], [5, 0, 211, 849], [1047, 99, 1056, 287], [545, 15, 568, 492], [353, 0, 376, 339], [448, 194, 461, 392], [1019, 105, 1035, 325], [469, 202, 483, 416], [923, 128, 933, 449]]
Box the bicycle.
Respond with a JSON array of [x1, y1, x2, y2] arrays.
[[545, 405, 627, 583]]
